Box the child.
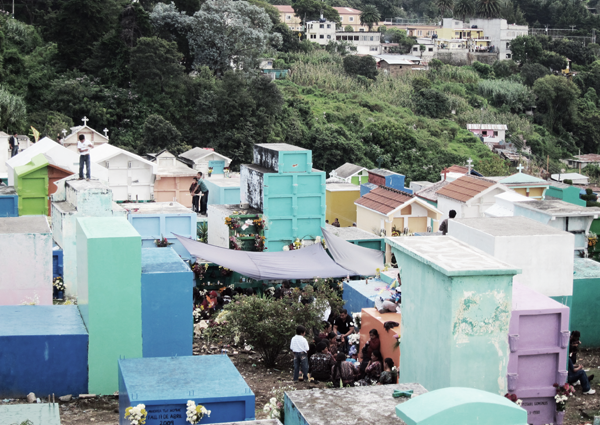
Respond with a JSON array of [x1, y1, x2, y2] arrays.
[[290, 325, 309, 382]]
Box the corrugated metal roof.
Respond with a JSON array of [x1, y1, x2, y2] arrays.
[[416, 180, 450, 202], [573, 154, 600, 162], [436, 175, 496, 202], [466, 124, 508, 131], [333, 163, 366, 179], [356, 186, 413, 215]]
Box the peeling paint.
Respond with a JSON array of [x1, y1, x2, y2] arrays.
[[453, 290, 511, 341]]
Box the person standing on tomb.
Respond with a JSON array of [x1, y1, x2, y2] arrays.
[[197, 172, 209, 216], [332, 218, 341, 227], [190, 177, 200, 213], [333, 309, 355, 353], [77, 134, 93, 180], [290, 325, 310, 383], [9, 132, 19, 157], [439, 209, 456, 235]]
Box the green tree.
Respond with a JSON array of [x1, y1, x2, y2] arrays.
[[345, 25, 354, 32], [520, 62, 550, 86], [476, 155, 509, 176], [477, 0, 501, 19], [509, 35, 543, 64], [492, 59, 518, 78], [454, 0, 475, 21], [187, 0, 282, 75], [130, 37, 185, 95], [291, 0, 341, 25], [414, 89, 450, 118], [342, 55, 378, 80], [0, 87, 27, 133], [472, 61, 494, 78], [360, 5, 381, 31], [533, 75, 581, 133], [436, 0, 454, 22], [141, 114, 185, 154], [539, 52, 567, 72]]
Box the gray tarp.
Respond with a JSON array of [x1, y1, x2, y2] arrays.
[[321, 227, 384, 276], [175, 234, 353, 280]]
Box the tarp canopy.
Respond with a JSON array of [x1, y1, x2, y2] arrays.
[[321, 227, 384, 276], [175, 234, 353, 280]]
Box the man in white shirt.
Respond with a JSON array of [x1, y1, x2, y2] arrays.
[[290, 325, 310, 382], [77, 134, 94, 180]]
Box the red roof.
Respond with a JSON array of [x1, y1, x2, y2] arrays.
[[436, 176, 496, 202], [356, 186, 414, 215], [442, 165, 469, 174]]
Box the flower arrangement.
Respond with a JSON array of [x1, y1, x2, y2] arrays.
[[219, 266, 233, 277], [255, 235, 267, 252], [53, 276, 65, 292], [229, 236, 242, 250], [391, 226, 401, 237], [375, 268, 381, 278], [193, 307, 203, 323], [589, 232, 598, 248], [554, 382, 575, 411], [392, 334, 400, 349], [154, 236, 173, 247], [348, 333, 360, 347], [352, 312, 362, 329], [186, 400, 210, 424], [284, 238, 303, 251], [225, 216, 240, 230], [124, 404, 147, 425], [253, 215, 266, 229], [504, 393, 523, 406], [191, 262, 209, 280], [263, 397, 283, 420]]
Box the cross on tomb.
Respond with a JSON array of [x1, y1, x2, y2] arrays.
[[61, 129, 67, 137], [467, 158, 472, 173], [103, 128, 109, 138], [517, 163, 524, 173], [82, 116, 89, 126]]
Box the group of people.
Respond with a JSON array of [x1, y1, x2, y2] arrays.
[[290, 310, 398, 387], [189, 172, 209, 215]]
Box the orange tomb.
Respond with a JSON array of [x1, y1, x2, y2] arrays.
[[359, 307, 401, 367]]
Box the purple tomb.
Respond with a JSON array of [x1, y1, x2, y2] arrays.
[[508, 283, 569, 425]]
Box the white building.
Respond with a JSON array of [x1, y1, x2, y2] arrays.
[[89, 144, 157, 202], [436, 175, 510, 218], [305, 20, 382, 55], [466, 124, 508, 148], [62, 118, 110, 154], [551, 173, 589, 186], [329, 162, 369, 185], [178, 147, 232, 176], [0, 132, 32, 180], [6, 137, 109, 186], [468, 19, 529, 60], [306, 20, 336, 44]]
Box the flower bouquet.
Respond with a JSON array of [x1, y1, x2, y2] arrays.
[[186, 400, 210, 424], [263, 397, 283, 420], [219, 266, 233, 277], [155, 236, 173, 247], [53, 276, 65, 299], [504, 393, 523, 406], [191, 262, 208, 280], [554, 382, 575, 411], [125, 404, 147, 425], [208, 167, 213, 177], [224, 216, 240, 230], [253, 215, 266, 230], [254, 235, 267, 252], [352, 312, 362, 329]]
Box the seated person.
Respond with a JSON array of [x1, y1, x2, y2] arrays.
[[378, 358, 397, 385], [568, 357, 595, 395], [331, 353, 359, 386], [310, 342, 336, 381], [570, 330, 581, 364], [327, 332, 339, 355], [318, 321, 332, 340], [333, 309, 355, 353], [358, 349, 383, 386], [359, 329, 381, 375]]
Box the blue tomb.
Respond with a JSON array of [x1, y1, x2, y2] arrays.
[[343, 279, 394, 314], [141, 248, 194, 358], [52, 245, 64, 279], [119, 355, 255, 425], [0, 186, 18, 217], [0, 305, 88, 397]]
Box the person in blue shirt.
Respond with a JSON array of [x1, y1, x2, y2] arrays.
[[568, 357, 595, 394]]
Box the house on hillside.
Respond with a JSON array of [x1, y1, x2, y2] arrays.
[[62, 118, 110, 154], [355, 186, 442, 261], [375, 55, 421, 76], [468, 18, 529, 60], [436, 175, 510, 218], [274, 5, 367, 32], [330, 163, 369, 185], [567, 154, 600, 171], [467, 124, 508, 149], [90, 144, 157, 202], [178, 148, 232, 176]]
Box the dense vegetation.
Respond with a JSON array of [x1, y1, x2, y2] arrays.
[[2, 0, 600, 182]]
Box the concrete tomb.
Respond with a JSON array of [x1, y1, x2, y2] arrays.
[[343, 279, 393, 314], [77, 216, 143, 395], [449, 216, 574, 304], [204, 175, 241, 206], [51, 178, 126, 296], [0, 185, 18, 217], [572, 258, 600, 347], [324, 223, 386, 253], [284, 383, 427, 425], [0, 403, 61, 425], [508, 283, 569, 425], [0, 305, 88, 398], [0, 216, 53, 305], [141, 248, 194, 358], [325, 182, 360, 227], [395, 387, 528, 425], [14, 153, 49, 216], [359, 307, 401, 368], [119, 355, 255, 425], [125, 201, 196, 259], [388, 236, 520, 394]]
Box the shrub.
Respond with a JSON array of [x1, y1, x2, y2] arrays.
[[343, 55, 377, 80], [414, 89, 450, 119], [477, 79, 535, 113]]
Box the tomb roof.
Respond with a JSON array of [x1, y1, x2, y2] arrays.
[[573, 257, 600, 279], [436, 175, 498, 202], [515, 199, 600, 217], [453, 216, 568, 237], [356, 186, 413, 215], [0, 186, 16, 195], [415, 180, 449, 203], [324, 223, 381, 240], [255, 143, 308, 152], [123, 201, 192, 215], [332, 162, 366, 179], [0, 216, 50, 234]]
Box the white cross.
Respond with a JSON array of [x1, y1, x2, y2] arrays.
[[103, 128, 109, 138], [517, 163, 524, 173], [82, 116, 89, 126], [467, 158, 472, 173], [61, 129, 67, 137]]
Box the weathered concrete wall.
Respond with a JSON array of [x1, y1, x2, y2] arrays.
[[240, 165, 264, 211], [387, 236, 519, 395], [434, 51, 499, 66]]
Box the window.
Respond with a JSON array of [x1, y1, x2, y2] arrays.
[[310, 34, 316, 39], [349, 16, 354, 22], [327, 24, 331, 28], [482, 131, 488, 136], [327, 35, 331, 39], [428, 47, 433, 51], [506, 53, 512, 59], [320, 34, 324, 39], [370, 46, 378, 51], [494, 131, 499, 137], [417, 30, 422, 36], [340, 16, 343, 21], [286, 15, 291, 20], [320, 24, 324, 28], [413, 47, 418, 51], [359, 29, 364, 32], [506, 42, 510, 49], [370, 36, 373, 41], [128, 161, 132, 168], [354, 35, 359, 40]]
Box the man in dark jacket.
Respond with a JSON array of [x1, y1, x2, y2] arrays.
[[8, 132, 18, 157]]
